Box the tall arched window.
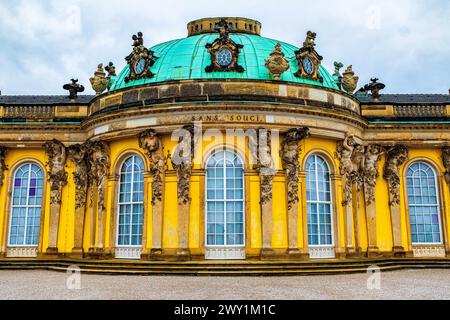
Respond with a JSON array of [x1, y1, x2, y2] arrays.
[[205, 150, 245, 259], [116, 155, 144, 258], [8, 163, 44, 247], [406, 162, 442, 244], [306, 155, 334, 258]]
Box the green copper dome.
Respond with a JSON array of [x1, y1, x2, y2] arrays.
[[109, 33, 339, 91]]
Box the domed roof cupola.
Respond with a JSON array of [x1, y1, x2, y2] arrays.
[[108, 17, 340, 92]]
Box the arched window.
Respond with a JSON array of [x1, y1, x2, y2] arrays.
[[206, 151, 245, 250], [8, 163, 44, 247], [306, 155, 334, 258], [406, 162, 442, 244], [116, 155, 144, 257]]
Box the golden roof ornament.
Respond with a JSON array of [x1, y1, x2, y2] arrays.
[[105, 62, 116, 77], [303, 31, 317, 49], [341, 65, 359, 94], [89, 64, 109, 95], [265, 43, 290, 80]]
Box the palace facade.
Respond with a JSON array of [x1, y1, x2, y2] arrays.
[[0, 17, 449, 262]]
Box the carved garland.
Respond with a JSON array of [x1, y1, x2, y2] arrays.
[[442, 147, 450, 186], [87, 141, 111, 211], [250, 129, 276, 205], [138, 129, 166, 205], [281, 127, 310, 210], [0, 146, 8, 187], [171, 125, 198, 205]]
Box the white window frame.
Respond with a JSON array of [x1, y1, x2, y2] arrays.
[[406, 162, 443, 246], [306, 155, 335, 254], [115, 155, 145, 250], [205, 150, 246, 249], [8, 163, 44, 248]]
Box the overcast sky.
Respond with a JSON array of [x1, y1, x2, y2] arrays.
[[0, 0, 449, 95]]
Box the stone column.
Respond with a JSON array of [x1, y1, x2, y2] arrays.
[[249, 129, 276, 258], [43, 140, 68, 255], [67, 144, 89, 257], [171, 125, 197, 260], [260, 173, 274, 257], [335, 135, 363, 256], [281, 127, 310, 257], [138, 129, 166, 259], [353, 183, 362, 255], [363, 144, 384, 256], [342, 175, 355, 255], [0, 147, 8, 257], [86, 140, 111, 258], [383, 145, 409, 256]]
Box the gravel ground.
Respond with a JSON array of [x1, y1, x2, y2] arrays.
[[0, 269, 449, 300]]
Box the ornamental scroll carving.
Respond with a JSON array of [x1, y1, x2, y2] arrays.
[[265, 43, 290, 80], [0, 147, 8, 187], [87, 141, 111, 211], [138, 129, 166, 205], [171, 125, 198, 205], [67, 144, 90, 209], [383, 145, 409, 206], [443, 147, 450, 185], [281, 127, 310, 210], [43, 139, 68, 205], [250, 129, 276, 205]]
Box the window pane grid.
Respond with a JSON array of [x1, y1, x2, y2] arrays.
[[117, 156, 144, 247], [206, 151, 244, 247], [406, 162, 442, 244], [306, 155, 334, 247], [9, 163, 44, 247]]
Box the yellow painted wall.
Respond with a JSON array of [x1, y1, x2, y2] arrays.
[[0, 138, 448, 259]]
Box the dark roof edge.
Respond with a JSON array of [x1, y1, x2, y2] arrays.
[[0, 95, 95, 105]]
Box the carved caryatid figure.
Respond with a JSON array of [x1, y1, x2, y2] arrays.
[[43, 139, 68, 205], [341, 65, 359, 94], [90, 64, 109, 95], [335, 135, 362, 205], [67, 143, 90, 209], [383, 145, 409, 206], [281, 127, 310, 210], [265, 43, 290, 80], [0, 147, 8, 187], [351, 143, 366, 191], [171, 125, 198, 205], [87, 141, 111, 211], [443, 147, 450, 185], [138, 129, 166, 205], [363, 144, 384, 205]]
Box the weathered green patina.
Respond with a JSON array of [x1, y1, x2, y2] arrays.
[[110, 33, 339, 91]]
